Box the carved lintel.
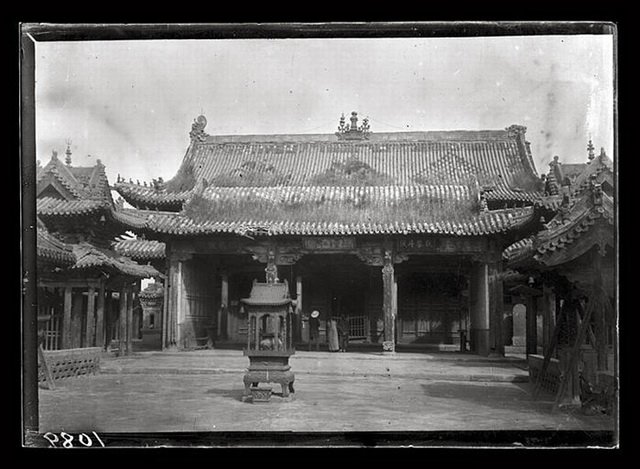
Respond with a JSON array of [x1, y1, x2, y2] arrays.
[[393, 253, 409, 264], [169, 251, 193, 263], [471, 251, 502, 264], [356, 245, 384, 266], [277, 245, 305, 265], [245, 244, 304, 265]]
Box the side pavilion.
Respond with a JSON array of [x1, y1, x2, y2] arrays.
[[115, 113, 547, 356]]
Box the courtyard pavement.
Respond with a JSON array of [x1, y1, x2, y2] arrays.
[[33, 348, 617, 448]]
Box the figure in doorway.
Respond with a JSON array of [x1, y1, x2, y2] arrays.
[[338, 314, 350, 352], [308, 310, 320, 351], [327, 315, 340, 352]]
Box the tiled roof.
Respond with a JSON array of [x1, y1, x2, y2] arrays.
[[569, 150, 614, 196], [114, 183, 190, 211], [36, 220, 75, 267], [36, 219, 159, 277], [127, 202, 536, 237], [116, 125, 542, 210], [502, 235, 536, 266], [37, 156, 111, 202], [533, 191, 614, 260], [504, 181, 614, 268], [37, 197, 110, 217], [70, 242, 161, 278], [112, 238, 166, 261], [240, 282, 292, 306]]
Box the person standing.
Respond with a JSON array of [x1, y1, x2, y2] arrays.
[[308, 310, 320, 351], [327, 316, 339, 352], [338, 314, 349, 352]]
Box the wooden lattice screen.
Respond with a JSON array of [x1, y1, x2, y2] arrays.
[[348, 316, 367, 339], [38, 347, 102, 383], [528, 354, 561, 395]]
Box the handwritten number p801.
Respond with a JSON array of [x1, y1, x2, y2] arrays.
[[43, 431, 105, 448]]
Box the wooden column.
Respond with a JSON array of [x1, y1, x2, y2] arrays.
[[162, 265, 170, 349], [526, 294, 538, 356], [542, 284, 556, 356], [125, 289, 134, 355], [62, 287, 73, 350], [295, 275, 303, 342], [469, 263, 490, 356], [487, 261, 504, 356], [222, 272, 230, 341], [382, 250, 396, 353], [85, 286, 96, 347], [118, 286, 128, 355], [95, 282, 106, 349], [164, 255, 184, 349], [592, 250, 608, 371]]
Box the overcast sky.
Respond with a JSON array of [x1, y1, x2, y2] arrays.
[[33, 33, 615, 186]]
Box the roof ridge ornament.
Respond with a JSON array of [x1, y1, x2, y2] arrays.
[[65, 139, 73, 166], [190, 115, 210, 143], [336, 111, 371, 141], [505, 124, 527, 139], [587, 140, 595, 163]]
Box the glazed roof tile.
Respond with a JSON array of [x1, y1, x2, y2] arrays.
[[112, 238, 166, 261]]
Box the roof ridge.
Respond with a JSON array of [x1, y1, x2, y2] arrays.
[[200, 128, 515, 145]]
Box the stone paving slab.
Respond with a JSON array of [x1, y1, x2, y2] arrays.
[[33, 349, 616, 447], [99, 350, 530, 383]]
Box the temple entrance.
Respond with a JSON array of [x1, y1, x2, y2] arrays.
[[397, 271, 467, 346], [297, 254, 379, 344]]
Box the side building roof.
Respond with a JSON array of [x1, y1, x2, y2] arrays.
[[504, 145, 615, 270]]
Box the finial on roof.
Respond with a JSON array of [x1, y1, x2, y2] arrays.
[[338, 113, 347, 132], [65, 139, 72, 165], [587, 140, 595, 162], [336, 111, 371, 141], [190, 115, 209, 143], [350, 111, 358, 129], [96, 159, 102, 166], [51, 149, 58, 160]]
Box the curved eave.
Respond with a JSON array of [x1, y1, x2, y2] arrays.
[[136, 206, 536, 238], [37, 198, 111, 218], [114, 182, 190, 211]]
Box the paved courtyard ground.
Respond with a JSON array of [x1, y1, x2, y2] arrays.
[[32, 349, 617, 448]]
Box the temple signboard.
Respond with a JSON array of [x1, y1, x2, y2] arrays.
[[302, 237, 356, 251]]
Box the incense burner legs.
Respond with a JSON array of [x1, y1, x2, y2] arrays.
[[243, 369, 295, 400]]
